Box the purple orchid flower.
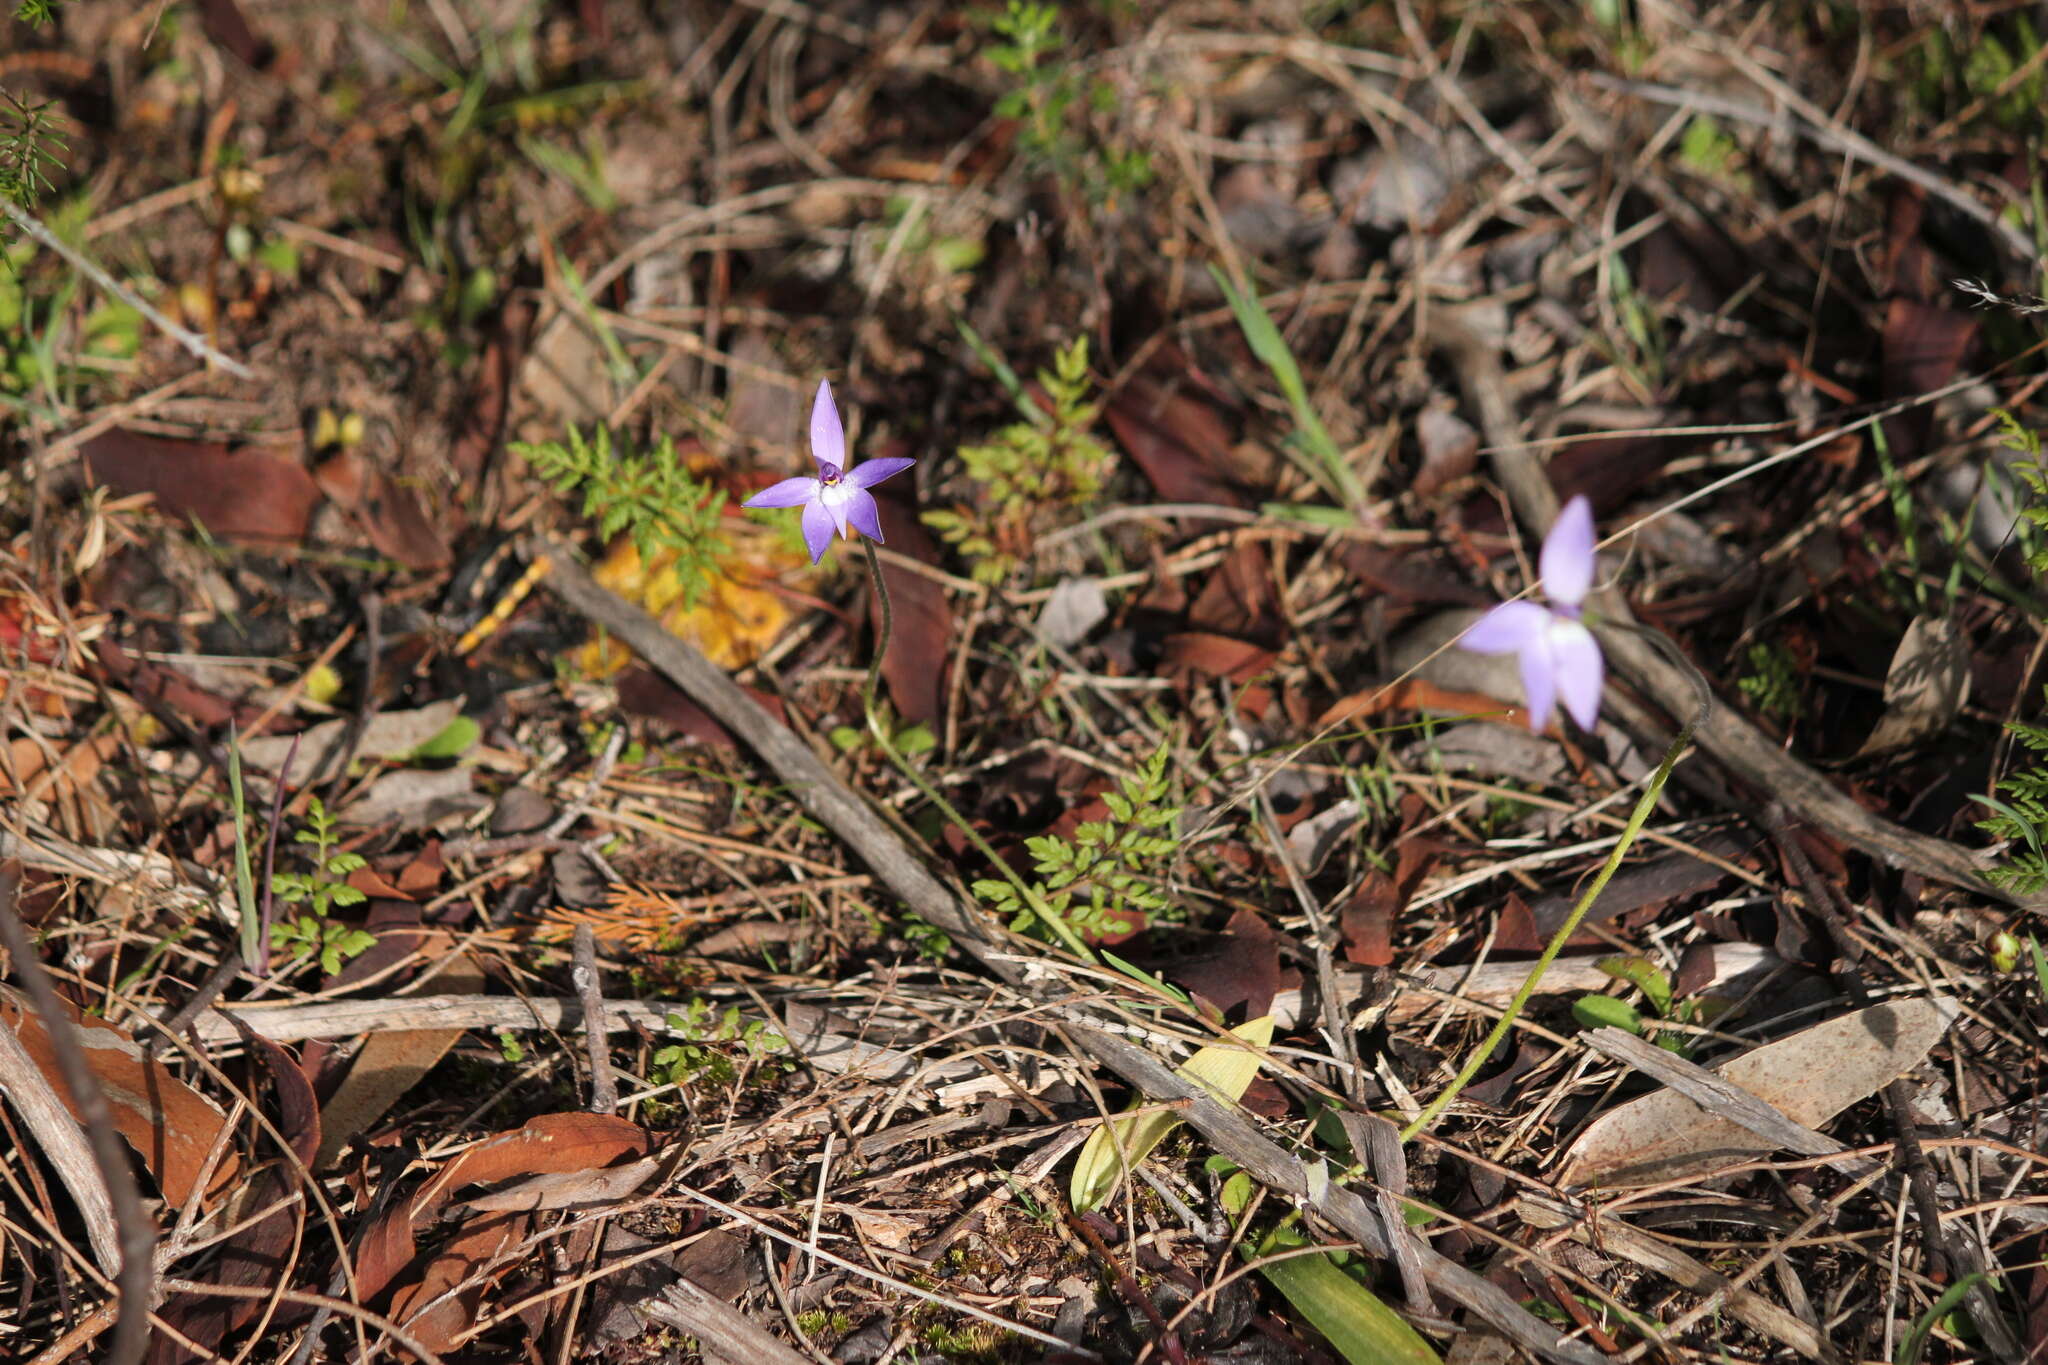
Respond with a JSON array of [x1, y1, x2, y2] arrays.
[[744, 380, 915, 564], [1461, 494, 1605, 732]]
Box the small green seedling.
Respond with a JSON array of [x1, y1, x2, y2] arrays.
[[651, 999, 789, 1089], [270, 797, 374, 976], [1572, 955, 1697, 1054], [973, 736, 1181, 944], [513, 426, 731, 608]]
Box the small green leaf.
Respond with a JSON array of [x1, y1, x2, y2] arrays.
[[1247, 1217, 1442, 1365], [1894, 1272, 1988, 1365], [894, 723, 937, 755], [1594, 955, 1673, 1015], [1572, 993, 1645, 1034], [1101, 950, 1191, 1004], [1071, 1016, 1273, 1210], [412, 715, 480, 760]]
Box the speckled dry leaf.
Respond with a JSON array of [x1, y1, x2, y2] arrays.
[[1556, 998, 1955, 1188], [1855, 615, 1970, 757], [579, 530, 805, 674]]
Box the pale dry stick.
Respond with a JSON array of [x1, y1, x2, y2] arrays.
[[0, 989, 120, 1271], [534, 542, 1605, 1365], [0, 199, 255, 379], [0, 873, 155, 1365], [570, 924, 616, 1115]]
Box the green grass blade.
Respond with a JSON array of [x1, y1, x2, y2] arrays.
[[225, 726, 258, 966], [1208, 263, 1360, 508]]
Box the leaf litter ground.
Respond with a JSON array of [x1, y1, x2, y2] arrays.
[[2, 2, 2047, 1363]]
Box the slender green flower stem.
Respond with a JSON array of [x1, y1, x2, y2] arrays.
[[1401, 625, 1713, 1144], [856, 541, 1097, 964], [859, 540, 892, 721], [1400, 725, 1692, 1141]]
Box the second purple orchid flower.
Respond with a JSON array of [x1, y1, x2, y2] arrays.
[[1461, 494, 1606, 733], [744, 379, 915, 564]]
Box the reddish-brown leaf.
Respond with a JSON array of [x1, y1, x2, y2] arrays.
[[1169, 906, 1291, 1019], [357, 1112, 653, 1305], [1105, 374, 1247, 508], [82, 430, 320, 546], [197, 0, 279, 71], [1159, 631, 1277, 683], [1, 986, 239, 1208], [313, 449, 452, 571], [874, 489, 952, 725], [1317, 677, 1508, 730], [449, 297, 532, 482], [93, 637, 267, 731], [149, 1023, 323, 1363], [1881, 298, 1978, 460], [1339, 869, 1398, 967], [1187, 542, 1283, 644]]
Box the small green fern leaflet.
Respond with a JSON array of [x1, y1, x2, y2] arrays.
[[1976, 411, 2048, 894], [924, 336, 1111, 584], [271, 796, 375, 975], [974, 738, 1183, 942], [513, 426, 729, 607]]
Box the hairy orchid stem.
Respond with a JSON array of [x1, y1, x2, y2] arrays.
[[854, 541, 1096, 965], [1401, 652, 1710, 1143], [860, 539, 892, 721]]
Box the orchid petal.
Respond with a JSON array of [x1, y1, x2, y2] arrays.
[[743, 476, 821, 510], [1460, 600, 1549, 653], [810, 379, 845, 472], [799, 499, 836, 564], [1548, 618, 1605, 731], [842, 487, 885, 545], [845, 456, 915, 489], [1541, 495, 1597, 609], [1518, 638, 1559, 732]]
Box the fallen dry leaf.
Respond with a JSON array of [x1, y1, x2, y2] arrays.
[[875, 490, 954, 724], [237, 699, 463, 784], [1855, 615, 1970, 757], [1, 985, 239, 1208], [81, 430, 320, 546], [359, 1111, 654, 1352], [1556, 997, 1956, 1188], [580, 527, 806, 675], [1105, 372, 1247, 508]]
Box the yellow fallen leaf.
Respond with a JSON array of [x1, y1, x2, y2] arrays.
[[1071, 1015, 1273, 1211], [579, 529, 807, 675]]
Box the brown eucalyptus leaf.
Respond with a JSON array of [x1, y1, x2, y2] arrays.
[[1, 985, 239, 1208], [1556, 998, 1955, 1188]]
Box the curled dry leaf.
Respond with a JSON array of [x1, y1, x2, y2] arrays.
[[1556, 997, 1956, 1188], [0, 985, 239, 1208], [357, 1111, 655, 1353], [1854, 615, 1970, 757]]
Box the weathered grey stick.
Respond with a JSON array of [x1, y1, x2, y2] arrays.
[[533, 541, 1604, 1365]]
